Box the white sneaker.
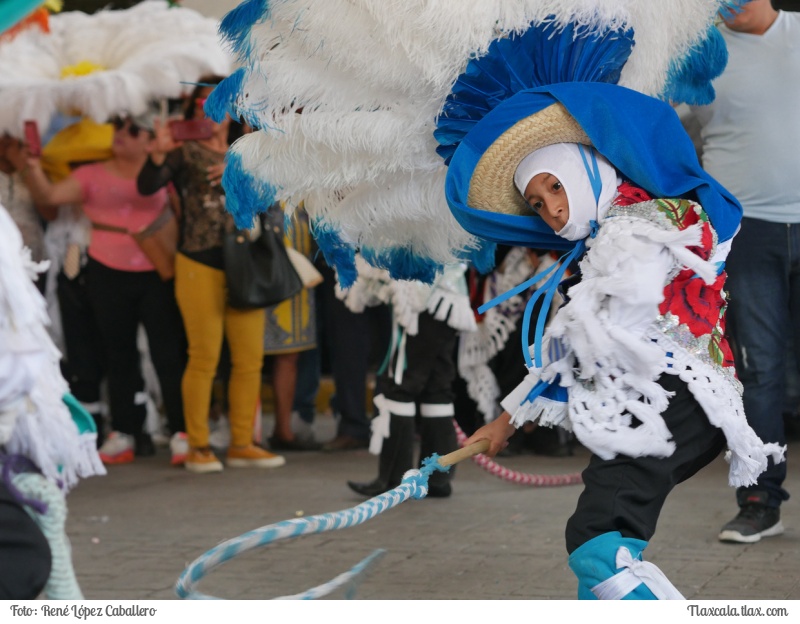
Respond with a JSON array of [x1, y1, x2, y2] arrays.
[[98, 432, 135, 465], [170, 432, 189, 466], [291, 410, 317, 443]]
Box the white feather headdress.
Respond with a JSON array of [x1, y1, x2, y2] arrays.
[[0, 0, 233, 138], [208, 0, 743, 285]]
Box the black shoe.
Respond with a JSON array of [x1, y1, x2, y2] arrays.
[[134, 433, 156, 457], [719, 492, 784, 543], [347, 479, 394, 497], [268, 436, 322, 452]]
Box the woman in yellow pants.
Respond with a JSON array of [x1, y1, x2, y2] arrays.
[[139, 78, 284, 472]]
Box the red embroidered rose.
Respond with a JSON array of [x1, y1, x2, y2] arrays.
[[660, 270, 727, 337]]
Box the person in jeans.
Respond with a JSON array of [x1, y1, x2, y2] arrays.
[[12, 112, 187, 465], [138, 77, 284, 473], [316, 258, 391, 451], [690, 0, 797, 543]]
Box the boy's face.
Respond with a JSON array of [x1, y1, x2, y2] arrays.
[[523, 172, 569, 233]]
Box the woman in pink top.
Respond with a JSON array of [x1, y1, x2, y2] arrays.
[[13, 112, 187, 465], [71, 160, 164, 272]]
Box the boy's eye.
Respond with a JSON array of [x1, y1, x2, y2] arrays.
[[552, 181, 562, 192]]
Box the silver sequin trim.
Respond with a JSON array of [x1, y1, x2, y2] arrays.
[[654, 312, 741, 392], [607, 199, 719, 255]]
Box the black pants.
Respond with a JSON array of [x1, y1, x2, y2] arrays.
[[382, 312, 458, 404], [84, 258, 187, 437], [0, 482, 51, 599], [317, 261, 392, 440], [565, 373, 726, 554], [57, 269, 105, 407]]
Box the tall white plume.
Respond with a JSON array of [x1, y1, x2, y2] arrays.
[[224, 0, 730, 271]]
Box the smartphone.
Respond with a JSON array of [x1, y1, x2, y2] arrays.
[[168, 119, 214, 142], [24, 120, 41, 158]]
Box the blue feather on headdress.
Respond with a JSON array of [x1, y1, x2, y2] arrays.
[[662, 25, 728, 105], [361, 247, 441, 285], [204, 67, 246, 124], [310, 220, 358, 289], [435, 20, 635, 164], [219, 0, 271, 60], [222, 150, 276, 229]]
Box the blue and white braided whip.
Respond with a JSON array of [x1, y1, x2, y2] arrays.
[[175, 440, 489, 600]]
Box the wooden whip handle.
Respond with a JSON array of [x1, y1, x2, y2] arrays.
[[437, 439, 490, 467]]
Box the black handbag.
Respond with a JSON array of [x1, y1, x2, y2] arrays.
[[222, 217, 303, 309]]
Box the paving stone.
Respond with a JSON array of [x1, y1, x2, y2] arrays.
[[63, 415, 799, 600]]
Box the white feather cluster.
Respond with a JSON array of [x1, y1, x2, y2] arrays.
[[336, 255, 473, 335], [0, 204, 105, 491], [0, 0, 233, 137], [227, 0, 726, 265]]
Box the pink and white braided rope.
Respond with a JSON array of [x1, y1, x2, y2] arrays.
[[453, 420, 583, 487]]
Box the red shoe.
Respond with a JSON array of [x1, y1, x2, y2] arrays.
[[170, 432, 189, 466], [98, 432, 135, 465]]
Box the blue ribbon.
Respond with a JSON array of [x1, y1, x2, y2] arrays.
[[478, 146, 603, 372], [522, 242, 585, 369], [477, 257, 562, 315], [522, 378, 555, 405], [579, 145, 603, 206], [476, 241, 584, 371]]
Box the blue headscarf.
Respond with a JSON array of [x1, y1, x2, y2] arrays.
[[445, 82, 742, 251]]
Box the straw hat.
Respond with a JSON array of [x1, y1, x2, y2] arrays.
[[467, 103, 591, 217]]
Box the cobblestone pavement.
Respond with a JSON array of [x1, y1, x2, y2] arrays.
[[64, 415, 799, 601]]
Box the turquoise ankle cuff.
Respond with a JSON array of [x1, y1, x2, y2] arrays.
[[569, 532, 657, 600]]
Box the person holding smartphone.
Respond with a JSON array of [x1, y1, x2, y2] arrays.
[[138, 76, 285, 473], [11, 111, 188, 466]]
